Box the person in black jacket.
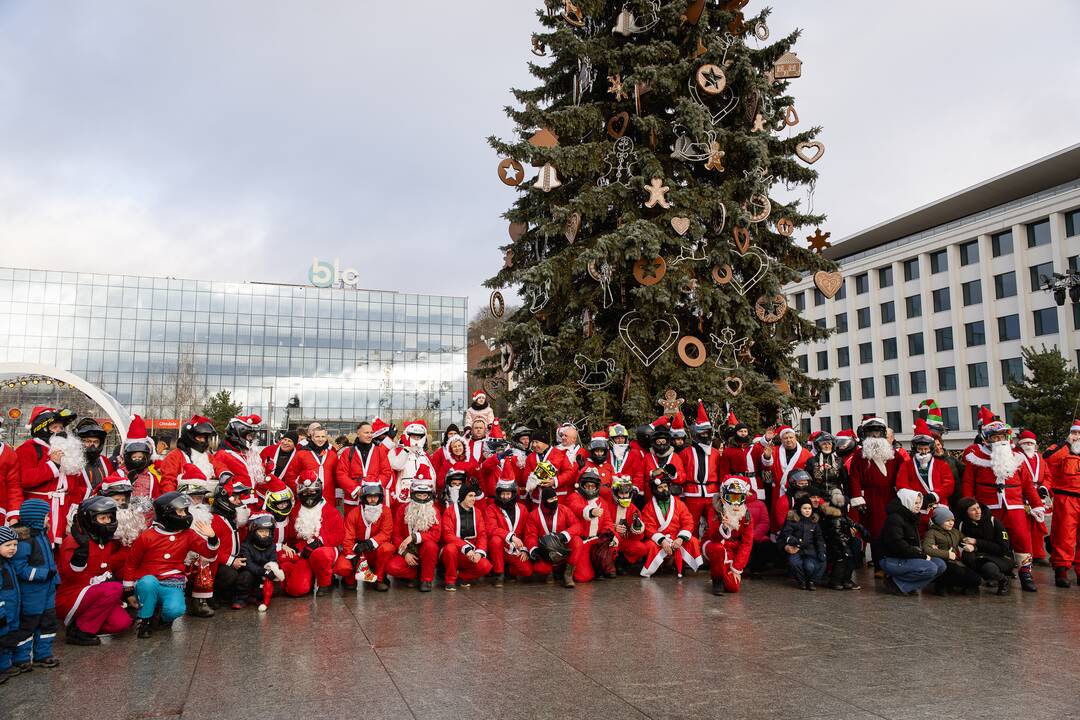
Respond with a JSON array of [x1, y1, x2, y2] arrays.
[[820, 489, 866, 590], [779, 498, 827, 590], [957, 497, 1014, 595], [234, 514, 284, 612], [879, 489, 945, 595], [805, 434, 851, 500]]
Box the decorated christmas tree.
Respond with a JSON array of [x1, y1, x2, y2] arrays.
[[483, 0, 836, 430]]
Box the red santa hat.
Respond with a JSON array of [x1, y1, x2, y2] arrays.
[[1071, 420, 1080, 433], [776, 425, 796, 439], [99, 472, 133, 495], [651, 415, 671, 430], [370, 417, 391, 438], [263, 474, 289, 493], [725, 411, 737, 427], [28, 406, 55, 427], [836, 428, 856, 439], [670, 412, 687, 437], [124, 414, 153, 453], [912, 419, 934, 445], [177, 463, 210, 488], [413, 463, 434, 482], [1017, 429, 1037, 444], [691, 400, 712, 429], [471, 389, 487, 401], [219, 475, 254, 496], [404, 419, 428, 436], [976, 406, 996, 428], [232, 414, 262, 426], [808, 431, 822, 443], [489, 419, 505, 439]]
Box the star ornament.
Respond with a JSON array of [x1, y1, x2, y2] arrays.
[[807, 228, 832, 253], [695, 63, 726, 95], [643, 177, 671, 209]]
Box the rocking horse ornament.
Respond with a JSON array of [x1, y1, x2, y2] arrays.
[[575, 355, 616, 390]]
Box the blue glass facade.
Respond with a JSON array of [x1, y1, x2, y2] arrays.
[[0, 267, 468, 432]]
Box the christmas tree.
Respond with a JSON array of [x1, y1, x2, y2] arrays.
[[1006, 345, 1080, 444], [483, 0, 834, 431]]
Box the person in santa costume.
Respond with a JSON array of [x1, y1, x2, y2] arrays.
[[98, 474, 146, 552], [370, 416, 397, 450], [56, 496, 131, 646], [118, 415, 165, 507], [804, 433, 850, 502], [70, 418, 114, 505], [386, 419, 437, 508], [16, 406, 81, 544], [207, 474, 254, 608], [701, 477, 754, 595], [0, 434, 21, 525], [555, 422, 583, 467], [262, 477, 295, 549], [896, 420, 955, 531], [606, 424, 638, 497], [210, 415, 264, 492], [334, 482, 393, 592], [564, 468, 617, 583], [768, 426, 812, 532], [466, 417, 490, 464], [123, 492, 219, 638], [525, 483, 584, 588], [633, 418, 686, 503], [286, 425, 338, 505], [335, 421, 391, 511], [522, 429, 576, 507], [259, 431, 298, 489], [477, 421, 513, 501], [670, 412, 689, 453], [579, 432, 615, 499], [639, 474, 703, 578], [158, 415, 216, 495], [679, 401, 721, 538], [502, 424, 533, 492], [280, 472, 344, 597], [385, 473, 442, 592], [1044, 420, 1080, 587], [1015, 430, 1051, 566], [440, 480, 492, 590], [435, 440, 477, 496], [485, 477, 533, 585], [847, 416, 903, 568], [175, 464, 218, 618], [961, 419, 1045, 592], [719, 414, 766, 502], [606, 476, 648, 573], [464, 390, 495, 430]]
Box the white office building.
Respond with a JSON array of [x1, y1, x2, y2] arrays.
[[786, 144, 1080, 448]]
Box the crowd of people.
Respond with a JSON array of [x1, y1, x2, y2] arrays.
[[2, 388, 1080, 683]]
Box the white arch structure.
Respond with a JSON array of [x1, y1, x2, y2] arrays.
[[0, 363, 132, 437]]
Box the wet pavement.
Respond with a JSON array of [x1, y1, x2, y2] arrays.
[[6, 563, 1080, 720]]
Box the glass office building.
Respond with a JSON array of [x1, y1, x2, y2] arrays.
[[0, 266, 468, 434]]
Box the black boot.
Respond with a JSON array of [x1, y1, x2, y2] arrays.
[[188, 598, 215, 618], [933, 578, 948, 596], [137, 619, 154, 639], [418, 581, 432, 592], [563, 564, 576, 588], [1056, 568, 1072, 588], [996, 576, 1010, 595], [372, 580, 390, 592], [491, 573, 504, 588], [1020, 571, 1038, 592], [65, 626, 101, 646], [712, 578, 724, 596]]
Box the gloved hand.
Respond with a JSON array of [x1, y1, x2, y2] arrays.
[[45, 568, 56, 581], [849, 496, 866, 509], [1031, 506, 1047, 523], [529, 548, 542, 562], [70, 521, 90, 547], [307, 538, 323, 551], [299, 545, 313, 559], [924, 492, 939, 508], [354, 539, 375, 554]]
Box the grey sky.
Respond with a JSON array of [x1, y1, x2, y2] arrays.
[[1, 2, 1077, 315]]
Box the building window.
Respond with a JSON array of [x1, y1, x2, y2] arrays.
[[991, 230, 1014, 257], [935, 327, 954, 351], [929, 249, 948, 274], [882, 337, 897, 360], [959, 240, 979, 266], [1075, 303, 1080, 331], [932, 287, 951, 313], [969, 405, 984, 429], [793, 292, 806, 311], [910, 370, 927, 394], [962, 280, 982, 306], [839, 381, 851, 401], [938, 367, 957, 391], [855, 273, 869, 294], [1034, 307, 1059, 336], [997, 314, 1020, 341], [886, 411, 902, 431], [1070, 255, 1079, 272], [821, 387, 831, 403], [820, 417, 832, 433], [881, 301, 895, 324], [994, 271, 1017, 299], [800, 418, 812, 436], [878, 266, 893, 289], [859, 342, 873, 364], [968, 362, 989, 388], [905, 294, 922, 318], [797, 355, 809, 372], [1001, 357, 1024, 384], [1004, 403, 1019, 425], [860, 378, 875, 399], [814, 288, 826, 306], [903, 258, 920, 282], [815, 318, 827, 329], [837, 347, 849, 367], [885, 374, 900, 396], [908, 332, 925, 356], [841, 414, 853, 429], [857, 307, 871, 329], [817, 350, 828, 371], [942, 406, 959, 432], [1027, 218, 1051, 248], [1030, 262, 1054, 292], [835, 283, 847, 300], [1066, 209, 1080, 237], [965, 321, 985, 347], [835, 313, 848, 333]]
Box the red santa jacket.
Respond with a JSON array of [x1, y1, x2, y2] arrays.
[[961, 445, 1042, 511], [485, 500, 528, 551], [847, 453, 904, 500], [702, 506, 753, 571], [123, 524, 219, 587], [896, 456, 955, 512], [441, 503, 489, 557], [601, 496, 645, 543], [288, 446, 339, 504], [770, 445, 812, 497], [342, 504, 394, 558], [57, 533, 127, 623], [435, 456, 479, 494], [633, 450, 687, 501], [608, 446, 639, 485], [390, 501, 442, 549], [478, 454, 511, 500], [335, 442, 390, 504], [564, 490, 614, 539], [641, 496, 695, 545], [1045, 444, 1080, 496], [679, 444, 721, 499], [260, 444, 299, 484], [209, 512, 245, 567], [286, 501, 345, 553], [16, 437, 63, 497], [0, 441, 24, 521], [523, 446, 576, 502], [212, 445, 254, 485], [720, 444, 766, 499], [524, 503, 584, 555], [157, 447, 210, 494]]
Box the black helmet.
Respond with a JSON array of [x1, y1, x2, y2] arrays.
[[76, 495, 118, 544], [225, 416, 261, 452], [30, 407, 76, 442], [296, 475, 325, 508], [634, 424, 654, 449], [153, 492, 194, 532], [98, 476, 134, 508], [857, 417, 887, 441], [577, 468, 601, 499], [360, 481, 384, 504], [812, 433, 836, 453], [212, 474, 252, 521], [538, 533, 570, 564], [180, 415, 216, 454], [834, 434, 857, 458], [789, 469, 812, 488], [494, 478, 518, 510], [248, 513, 275, 550], [75, 418, 108, 444]]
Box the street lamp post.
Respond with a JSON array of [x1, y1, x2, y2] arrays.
[[263, 385, 275, 445]]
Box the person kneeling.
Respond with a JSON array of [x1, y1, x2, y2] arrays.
[[879, 489, 945, 596], [525, 485, 584, 588], [235, 514, 284, 611], [485, 479, 533, 585], [385, 476, 442, 592], [956, 498, 1014, 595], [565, 469, 616, 583], [607, 477, 648, 574], [922, 506, 982, 595], [281, 473, 344, 597], [335, 482, 394, 592], [640, 474, 702, 578], [780, 497, 827, 590], [701, 478, 753, 595], [441, 481, 492, 590]]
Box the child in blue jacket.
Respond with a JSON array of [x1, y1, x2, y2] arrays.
[[0, 525, 22, 683], [10, 499, 60, 670]]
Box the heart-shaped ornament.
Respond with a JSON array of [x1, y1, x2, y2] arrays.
[[730, 246, 770, 296], [508, 222, 527, 242], [724, 376, 743, 396], [814, 270, 843, 298], [671, 217, 691, 236], [564, 212, 581, 243], [618, 311, 680, 367], [795, 141, 825, 165], [607, 112, 630, 139], [732, 226, 751, 255]]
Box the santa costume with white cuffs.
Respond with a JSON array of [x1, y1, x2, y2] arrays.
[[633, 416, 686, 502], [719, 414, 765, 500], [768, 426, 811, 532], [679, 401, 721, 536], [440, 482, 492, 585], [556, 422, 583, 467], [16, 406, 80, 543], [211, 415, 264, 489], [158, 415, 217, 495], [386, 419, 437, 507], [701, 478, 754, 594], [1016, 429, 1051, 563], [639, 476, 702, 577], [333, 482, 395, 585], [846, 416, 902, 545], [563, 468, 616, 583], [281, 472, 345, 597], [485, 478, 534, 579], [895, 419, 954, 530]]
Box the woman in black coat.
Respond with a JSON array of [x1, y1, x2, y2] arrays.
[[956, 497, 1014, 595], [879, 489, 946, 595]]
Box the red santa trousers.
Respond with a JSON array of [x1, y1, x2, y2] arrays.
[[440, 548, 493, 585], [386, 541, 439, 583], [991, 507, 1033, 556], [487, 542, 534, 578], [1050, 494, 1080, 570], [641, 537, 703, 577], [701, 542, 743, 593], [615, 536, 648, 564], [71, 582, 133, 635], [333, 544, 395, 584], [681, 497, 711, 538], [532, 535, 585, 576], [1029, 514, 1049, 562], [573, 535, 617, 583], [281, 547, 338, 596]]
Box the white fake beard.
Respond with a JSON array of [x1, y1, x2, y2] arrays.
[[611, 444, 629, 461], [990, 441, 1023, 481], [447, 486, 461, 505], [234, 505, 251, 527], [244, 446, 266, 486], [721, 502, 746, 530], [1070, 440, 1080, 455], [50, 433, 86, 476], [861, 437, 895, 464], [404, 501, 437, 533], [114, 506, 146, 547], [190, 502, 213, 528], [189, 448, 215, 480], [293, 503, 324, 542], [362, 504, 383, 525], [1019, 444, 1036, 458], [915, 452, 932, 469]]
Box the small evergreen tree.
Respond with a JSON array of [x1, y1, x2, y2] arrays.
[[1006, 345, 1080, 443], [202, 390, 243, 436]]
